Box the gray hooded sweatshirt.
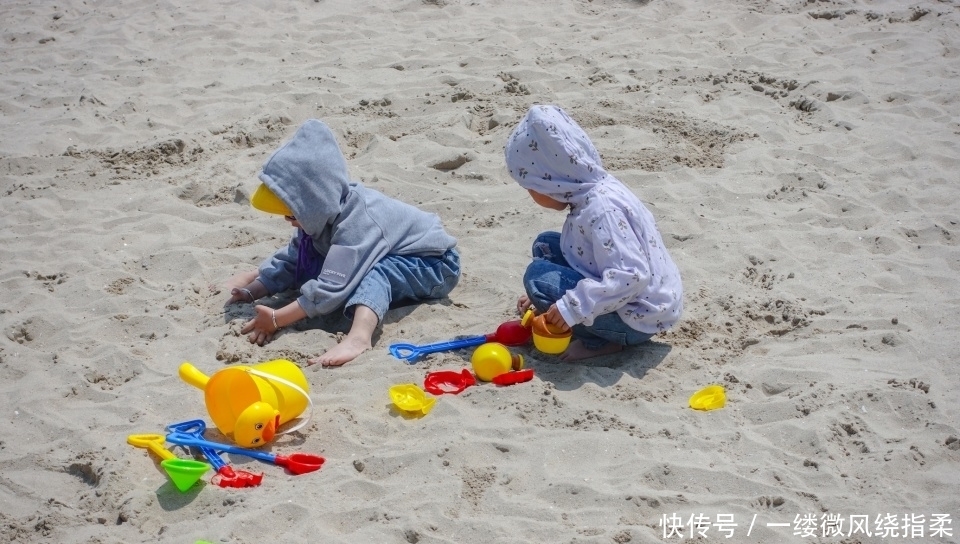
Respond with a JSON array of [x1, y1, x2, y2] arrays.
[[256, 119, 457, 317]]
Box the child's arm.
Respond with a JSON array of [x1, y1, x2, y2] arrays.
[[558, 212, 651, 326], [226, 277, 268, 305], [255, 234, 302, 296]]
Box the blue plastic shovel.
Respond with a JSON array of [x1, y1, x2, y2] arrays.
[[165, 432, 324, 475], [388, 319, 530, 363]]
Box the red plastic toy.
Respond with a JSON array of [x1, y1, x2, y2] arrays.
[[423, 369, 477, 395], [491, 369, 535, 386]]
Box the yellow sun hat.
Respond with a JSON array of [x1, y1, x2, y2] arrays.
[[250, 183, 292, 216]]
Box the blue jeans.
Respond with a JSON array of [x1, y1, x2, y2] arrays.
[[345, 248, 461, 323], [523, 232, 652, 350]]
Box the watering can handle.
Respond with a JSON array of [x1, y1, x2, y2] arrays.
[[246, 368, 313, 437], [179, 362, 210, 390]]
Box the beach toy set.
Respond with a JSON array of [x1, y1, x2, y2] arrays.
[[388, 358, 534, 416], [386, 316, 551, 416], [165, 429, 324, 475], [386, 340, 536, 416], [128, 416, 324, 493], [388, 308, 571, 370], [470, 342, 524, 381], [388, 309, 573, 364], [127, 359, 322, 493], [387, 312, 727, 417]]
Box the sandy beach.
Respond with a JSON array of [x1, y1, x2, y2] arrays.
[[1, 0, 958, 542]]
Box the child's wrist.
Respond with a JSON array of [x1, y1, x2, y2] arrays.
[[271, 309, 282, 331]]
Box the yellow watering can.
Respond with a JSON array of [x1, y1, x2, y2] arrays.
[[179, 360, 312, 448]]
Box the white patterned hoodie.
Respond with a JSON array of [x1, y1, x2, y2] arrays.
[[504, 105, 683, 333]]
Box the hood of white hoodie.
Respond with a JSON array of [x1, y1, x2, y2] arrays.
[[504, 105, 609, 206]]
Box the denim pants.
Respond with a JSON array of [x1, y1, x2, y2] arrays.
[[523, 232, 652, 350], [345, 248, 460, 323]]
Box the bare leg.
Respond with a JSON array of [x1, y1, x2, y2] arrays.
[[308, 305, 378, 367], [557, 338, 623, 362]]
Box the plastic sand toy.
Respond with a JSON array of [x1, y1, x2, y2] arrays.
[[689, 385, 726, 411], [165, 432, 325, 475], [521, 309, 572, 354], [178, 359, 312, 447], [492, 368, 535, 386], [423, 369, 476, 395], [389, 319, 531, 363], [166, 419, 263, 488], [127, 434, 211, 492], [471, 342, 524, 382], [389, 384, 437, 415]]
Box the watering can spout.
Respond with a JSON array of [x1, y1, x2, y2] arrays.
[[179, 362, 210, 390]]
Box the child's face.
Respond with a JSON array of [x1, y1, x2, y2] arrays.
[[528, 190, 568, 211], [284, 215, 303, 229]]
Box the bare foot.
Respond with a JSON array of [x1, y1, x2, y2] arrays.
[[308, 335, 372, 367], [307, 304, 378, 368], [558, 339, 623, 362]]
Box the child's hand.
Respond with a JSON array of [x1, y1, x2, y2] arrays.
[[226, 287, 252, 306], [517, 295, 533, 315], [225, 280, 266, 307], [544, 304, 571, 333], [241, 305, 281, 346]]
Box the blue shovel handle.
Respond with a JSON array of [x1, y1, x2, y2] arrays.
[[167, 432, 323, 475], [388, 335, 488, 363], [166, 432, 278, 463], [166, 419, 207, 436], [165, 420, 227, 471]]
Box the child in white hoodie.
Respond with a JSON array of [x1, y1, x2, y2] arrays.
[[504, 105, 683, 361]]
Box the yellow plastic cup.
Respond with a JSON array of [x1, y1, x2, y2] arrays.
[[179, 360, 311, 447]]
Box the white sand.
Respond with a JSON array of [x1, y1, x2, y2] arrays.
[[1, 0, 958, 542]]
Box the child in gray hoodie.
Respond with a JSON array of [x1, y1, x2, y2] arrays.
[[225, 119, 460, 366]]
